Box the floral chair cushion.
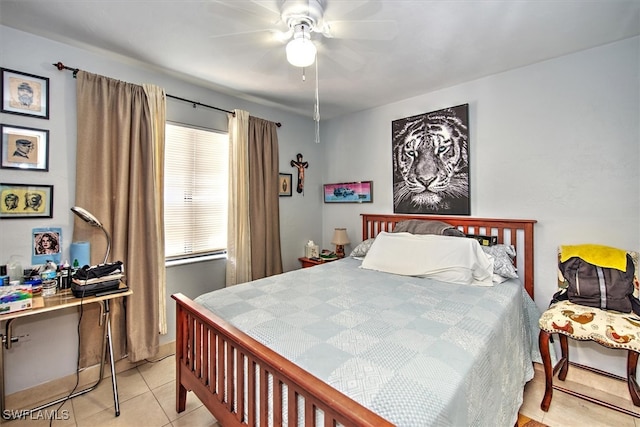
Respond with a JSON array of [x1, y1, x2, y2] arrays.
[[539, 300, 640, 352]]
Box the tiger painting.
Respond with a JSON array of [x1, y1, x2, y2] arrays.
[[392, 104, 470, 215]]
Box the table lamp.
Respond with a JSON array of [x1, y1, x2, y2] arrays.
[[331, 228, 350, 258], [71, 206, 111, 264]]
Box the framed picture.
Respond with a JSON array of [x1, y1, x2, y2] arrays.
[[1, 124, 49, 171], [323, 181, 373, 203], [32, 227, 62, 265], [279, 173, 292, 197], [1, 68, 50, 119], [391, 103, 470, 215], [0, 183, 53, 219]]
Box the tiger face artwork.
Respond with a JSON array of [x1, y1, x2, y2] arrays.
[[392, 104, 469, 214]]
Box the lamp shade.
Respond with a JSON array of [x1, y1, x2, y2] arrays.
[[286, 38, 317, 67], [71, 206, 103, 227], [286, 23, 317, 68], [331, 228, 350, 245]]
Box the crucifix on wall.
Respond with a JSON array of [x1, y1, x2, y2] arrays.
[[290, 153, 308, 194]]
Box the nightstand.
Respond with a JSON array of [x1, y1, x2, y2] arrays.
[[298, 257, 338, 268]]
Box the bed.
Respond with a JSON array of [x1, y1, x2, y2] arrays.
[[173, 213, 539, 426]]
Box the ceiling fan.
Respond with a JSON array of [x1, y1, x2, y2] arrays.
[[280, 0, 395, 67], [209, 0, 398, 69], [208, 0, 397, 142]]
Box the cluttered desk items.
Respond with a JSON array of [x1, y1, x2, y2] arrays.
[[70, 261, 124, 297]]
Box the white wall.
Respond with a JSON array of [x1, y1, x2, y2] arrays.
[[0, 25, 324, 394], [320, 36, 640, 376]]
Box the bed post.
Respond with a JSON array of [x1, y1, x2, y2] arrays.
[[523, 221, 535, 299], [175, 293, 187, 413]]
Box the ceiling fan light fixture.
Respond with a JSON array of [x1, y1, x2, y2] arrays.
[[286, 23, 316, 67]]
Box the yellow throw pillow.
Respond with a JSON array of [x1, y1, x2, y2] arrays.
[[560, 244, 628, 272]]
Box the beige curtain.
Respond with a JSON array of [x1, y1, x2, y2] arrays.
[[248, 116, 283, 279], [226, 110, 251, 286], [143, 84, 167, 334], [74, 71, 165, 365]]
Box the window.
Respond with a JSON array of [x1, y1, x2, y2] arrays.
[[164, 122, 228, 260]]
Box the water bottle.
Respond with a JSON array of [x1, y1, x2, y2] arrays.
[[41, 261, 58, 297]]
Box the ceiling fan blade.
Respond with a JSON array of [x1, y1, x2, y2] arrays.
[[209, 27, 290, 43], [205, 1, 286, 39], [251, 46, 289, 78], [323, 0, 383, 22], [208, 0, 280, 21], [316, 40, 366, 74], [323, 19, 398, 40], [248, 0, 282, 16]]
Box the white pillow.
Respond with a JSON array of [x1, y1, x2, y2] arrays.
[[360, 232, 494, 286]]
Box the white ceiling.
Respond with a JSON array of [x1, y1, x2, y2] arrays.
[[1, 0, 638, 119]]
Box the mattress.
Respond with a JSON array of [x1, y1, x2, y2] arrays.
[[195, 257, 542, 426]]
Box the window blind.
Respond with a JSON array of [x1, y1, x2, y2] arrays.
[[164, 123, 228, 259]]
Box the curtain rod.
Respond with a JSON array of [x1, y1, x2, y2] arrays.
[[53, 62, 281, 127]]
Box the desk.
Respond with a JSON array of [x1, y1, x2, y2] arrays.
[[0, 285, 132, 421]]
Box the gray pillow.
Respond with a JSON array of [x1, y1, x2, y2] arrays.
[[392, 220, 465, 237], [482, 244, 518, 279], [350, 238, 376, 258]]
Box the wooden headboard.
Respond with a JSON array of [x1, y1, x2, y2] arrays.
[[361, 213, 537, 299]]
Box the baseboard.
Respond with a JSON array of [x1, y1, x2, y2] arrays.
[[5, 341, 175, 411]]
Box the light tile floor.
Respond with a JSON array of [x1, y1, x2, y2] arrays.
[[3, 355, 219, 427], [4, 357, 640, 426], [521, 363, 640, 427]]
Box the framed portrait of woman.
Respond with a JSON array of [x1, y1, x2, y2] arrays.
[[32, 227, 62, 264]]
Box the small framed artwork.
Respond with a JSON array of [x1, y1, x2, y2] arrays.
[[1, 68, 50, 119], [0, 183, 53, 219], [279, 173, 292, 197], [1, 124, 49, 171], [32, 227, 62, 265], [323, 181, 373, 203]]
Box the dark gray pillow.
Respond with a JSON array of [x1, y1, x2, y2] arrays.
[[392, 219, 465, 237]]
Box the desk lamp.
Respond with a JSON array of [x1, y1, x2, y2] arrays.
[[331, 228, 350, 259], [71, 206, 111, 264]]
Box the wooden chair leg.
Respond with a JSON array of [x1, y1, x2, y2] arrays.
[[627, 351, 640, 407], [558, 334, 569, 381], [539, 330, 554, 412]]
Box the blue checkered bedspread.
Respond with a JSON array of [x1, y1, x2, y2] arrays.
[[195, 257, 541, 426]]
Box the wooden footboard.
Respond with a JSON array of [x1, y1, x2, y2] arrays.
[[172, 293, 393, 427]]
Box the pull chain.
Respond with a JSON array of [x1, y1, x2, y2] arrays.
[[314, 58, 320, 144]]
